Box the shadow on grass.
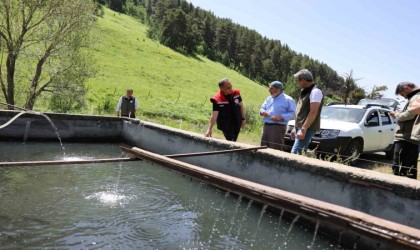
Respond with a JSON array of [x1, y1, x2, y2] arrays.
[[174, 49, 204, 62]]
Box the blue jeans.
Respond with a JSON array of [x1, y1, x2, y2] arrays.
[[291, 128, 316, 154]]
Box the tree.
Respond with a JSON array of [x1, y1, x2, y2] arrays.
[[342, 70, 360, 103], [0, 0, 96, 110], [161, 9, 188, 49], [366, 85, 388, 99], [109, 0, 126, 13]]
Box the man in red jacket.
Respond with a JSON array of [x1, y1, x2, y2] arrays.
[[205, 78, 246, 141]]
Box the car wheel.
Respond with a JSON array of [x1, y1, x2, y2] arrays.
[[344, 140, 362, 165]]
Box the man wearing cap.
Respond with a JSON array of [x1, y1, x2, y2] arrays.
[[205, 78, 246, 141], [116, 89, 139, 118], [390, 82, 420, 179], [259, 81, 296, 150], [290, 69, 324, 154]]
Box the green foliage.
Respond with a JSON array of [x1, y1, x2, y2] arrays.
[[366, 85, 388, 99], [283, 76, 301, 100], [124, 0, 146, 22], [0, 0, 96, 110], [49, 86, 87, 113], [98, 89, 118, 114], [243, 105, 263, 133], [140, 0, 358, 97], [94, 4, 105, 17]]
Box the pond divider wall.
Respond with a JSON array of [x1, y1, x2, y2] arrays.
[[1, 111, 420, 248]]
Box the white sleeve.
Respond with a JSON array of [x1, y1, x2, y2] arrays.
[[135, 98, 139, 110], [309, 89, 323, 103], [116, 97, 122, 112]]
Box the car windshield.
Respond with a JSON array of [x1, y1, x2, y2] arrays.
[[321, 107, 365, 123]]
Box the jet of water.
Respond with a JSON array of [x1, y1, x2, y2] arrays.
[[250, 204, 268, 247], [0, 110, 65, 150]]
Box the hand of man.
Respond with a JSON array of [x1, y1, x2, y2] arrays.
[[297, 129, 306, 140], [261, 111, 269, 118], [205, 129, 212, 137], [390, 111, 399, 118], [290, 129, 295, 139], [241, 119, 246, 128], [271, 115, 283, 121]]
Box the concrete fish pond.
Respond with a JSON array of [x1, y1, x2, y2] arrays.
[[0, 110, 420, 249]]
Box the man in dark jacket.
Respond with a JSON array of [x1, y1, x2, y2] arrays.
[[390, 82, 420, 179], [116, 89, 139, 118], [205, 78, 246, 141]]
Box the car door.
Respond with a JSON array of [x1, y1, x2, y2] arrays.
[[378, 109, 395, 149], [363, 109, 381, 151]]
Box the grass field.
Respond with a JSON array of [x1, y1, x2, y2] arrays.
[[81, 8, 270, 144]]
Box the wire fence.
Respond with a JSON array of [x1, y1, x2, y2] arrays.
[[259, 137, 419, 173]]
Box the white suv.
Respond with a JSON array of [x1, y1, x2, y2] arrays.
[[284, 104, 396, 161]]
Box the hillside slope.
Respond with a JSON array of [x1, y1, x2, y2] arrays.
[[86, 8, 272, 142]]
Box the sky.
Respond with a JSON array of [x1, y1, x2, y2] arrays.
[[187, 0, 420, 98]]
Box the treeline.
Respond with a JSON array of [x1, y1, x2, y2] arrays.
[[96, 0, 366, 102]]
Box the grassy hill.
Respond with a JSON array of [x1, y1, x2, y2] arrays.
[[85, 8, 270, 143]]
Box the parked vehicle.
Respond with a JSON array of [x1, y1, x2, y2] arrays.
[[284, 103, 397, 163]]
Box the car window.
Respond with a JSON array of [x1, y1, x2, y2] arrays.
[[379, 110, 392, 125], [321, 107, 365, 123], [366, 110, 380, 126]]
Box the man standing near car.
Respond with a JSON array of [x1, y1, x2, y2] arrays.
[[205, 78, 246, 141], [259, 81, 296, 151], [390, 82, 420, 179], [290, 69, 324, 154]]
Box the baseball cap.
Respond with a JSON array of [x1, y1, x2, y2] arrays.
[[270, 81, 284, 90]]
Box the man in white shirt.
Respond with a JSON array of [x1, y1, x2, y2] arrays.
[[116, 89, 139, 118], [290, 69, 324, 154]]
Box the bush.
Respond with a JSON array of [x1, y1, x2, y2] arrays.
[[94, 4, 105, 17], [124, 0, 147, 23]]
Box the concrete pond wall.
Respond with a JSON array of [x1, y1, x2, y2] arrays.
[[1, 110, 419, 231]]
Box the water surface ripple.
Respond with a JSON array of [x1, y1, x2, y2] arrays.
[[0, 142, 344, 249]]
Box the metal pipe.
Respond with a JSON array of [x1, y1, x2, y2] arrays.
[[0, 157, 139, 167], [152, 145, 266, 159], [0, 146, 265, 167]]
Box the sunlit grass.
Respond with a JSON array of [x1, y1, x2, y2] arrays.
[[79, 8, 269, 144]]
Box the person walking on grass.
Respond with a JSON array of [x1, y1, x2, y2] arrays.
[[390, 82, 420, 179], [290, 69, 323, 154], [205, 78, 246, 141], [116, 89, 139, 118], [259, 81, 296, 151]]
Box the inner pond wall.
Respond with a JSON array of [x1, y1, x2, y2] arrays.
[[1, 111, 419, 230]]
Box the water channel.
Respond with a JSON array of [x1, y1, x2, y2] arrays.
[[0, 142, 346, 249]]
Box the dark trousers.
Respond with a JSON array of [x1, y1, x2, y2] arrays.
[[261, 123, 286, 151], [392, 140, 419, 179], [222, 125, 241, 142]]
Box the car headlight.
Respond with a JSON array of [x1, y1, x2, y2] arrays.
[[320, 129, 340, 138]]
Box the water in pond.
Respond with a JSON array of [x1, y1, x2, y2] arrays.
[[0, 142, 345, 249]]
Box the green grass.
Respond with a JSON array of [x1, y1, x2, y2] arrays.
[[81, 8, 269, 144]]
